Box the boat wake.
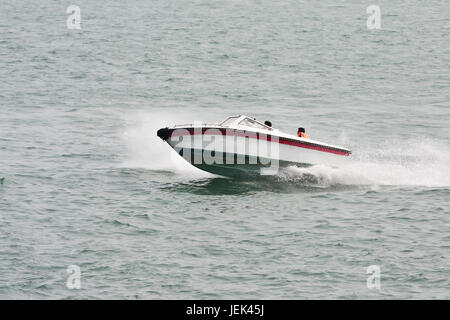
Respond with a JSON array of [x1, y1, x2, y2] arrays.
[[278, 138, 450, 188]]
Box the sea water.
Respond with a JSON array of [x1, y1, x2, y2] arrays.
[[0, 0, 449, 299]]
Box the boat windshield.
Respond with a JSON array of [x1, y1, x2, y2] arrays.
[[238, 117, 269, 130], [220, 116, 240, 127]]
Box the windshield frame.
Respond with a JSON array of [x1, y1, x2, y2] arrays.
[[238, 117, 272, 130], [220, 116, 241, 127]]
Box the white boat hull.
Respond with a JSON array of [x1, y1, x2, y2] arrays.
[[157, 125, 351, 177]]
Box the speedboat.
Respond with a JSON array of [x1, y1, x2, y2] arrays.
[[157, 115, 351, 177]]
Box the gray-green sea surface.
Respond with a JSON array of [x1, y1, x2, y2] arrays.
[[0, 0, 449, 299]]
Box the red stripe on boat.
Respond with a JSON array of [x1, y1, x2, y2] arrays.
[[168, 128, 350, 156]]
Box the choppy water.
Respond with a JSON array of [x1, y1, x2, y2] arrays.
[[1, 0, 449, 299]]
